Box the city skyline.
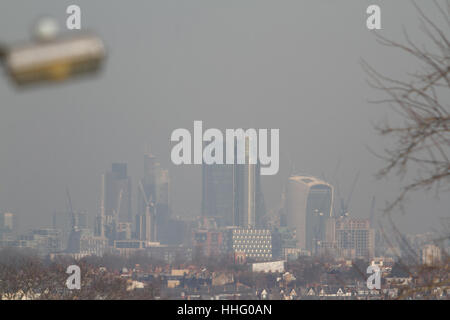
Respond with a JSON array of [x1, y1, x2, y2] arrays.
[[0, 0, 448, 304], [0, 0, 448, 236]]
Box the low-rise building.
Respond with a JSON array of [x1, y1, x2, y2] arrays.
[[226, 227, 273, 262]]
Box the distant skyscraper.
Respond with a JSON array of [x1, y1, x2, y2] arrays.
[[138, 153, 170, 243], [202, 163, 235, 226], [100, 163, 132, 246], [136, 178, 156, 242], [136, 207, 155, 242], [104, 163, 132, 223], [202, 136, 265, 228], [286, 176, 334, 252], [74, 211, 88, 229], [141, 153, 157, 204], [234, 136, 258, 228], [335, 218, 375, 259], [1, 212, 15, 232], [139, 154, 170, 213]]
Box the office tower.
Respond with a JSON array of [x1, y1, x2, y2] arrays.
[[135, 195, 156, 242], [138, 153, 170, 243], [234, 136, 257, 227], [116, 222, 132, 240], [31, 228, 63, 255], [98, 163, 132, 246], [135, 212, 153, 242], [324, 216, 336, 244], [154, 166, 170, 242], [202, 163, 235, 227], [65, 210, 90, 251], [53, 211, 72, 249], [140, 153, 169, 211], [67, 227, 108, 256], [286, 176, 334, 252], [335, 218, 375, 259], [202, 136, 265, 228], [95, 174, 106, 238], [141, 153, 157, 205], [104, 163, 132, 223], [74, 210, 88, 229], [1, 212, 15, 231]]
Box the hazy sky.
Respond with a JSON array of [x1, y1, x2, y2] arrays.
[[0, 0, 448, 233]]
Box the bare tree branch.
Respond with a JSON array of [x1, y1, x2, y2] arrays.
[[362, 0, 450, 213]]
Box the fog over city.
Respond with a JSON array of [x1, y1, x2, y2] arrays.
[[0, 0, 448, 234]]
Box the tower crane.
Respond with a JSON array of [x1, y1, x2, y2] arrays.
[[339, 171, 360, 217], [369, 196, 376, 226], [65, 187, 81, 253], [113, 189, 123, 224], [139, 180, 155, 241], [66, 187, 76, 232]]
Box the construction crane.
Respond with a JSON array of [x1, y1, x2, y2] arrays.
[[113, 189, 123, 224], [66, 187, 76, 232], [139, 181, 154, 217], [369, 196, 376, 226], [65, 187, 81, 253], [139, 180, 155, 240], [339, 171, 360, 217]]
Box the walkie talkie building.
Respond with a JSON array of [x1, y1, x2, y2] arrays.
[[286, 176, 334, 253]]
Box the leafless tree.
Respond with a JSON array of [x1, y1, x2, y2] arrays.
[[0, 248, 158, 300], [362, 0, 450, 212], [361, 1, 450, 299]]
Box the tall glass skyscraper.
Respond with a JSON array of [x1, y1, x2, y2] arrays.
[[137, 153, 170, 243], [104, 163, 132, 223], [202, 163, 236, 226], [286, 176, 334, 252], [139, 153, 169, 216], [202, 136, 265, 228]]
